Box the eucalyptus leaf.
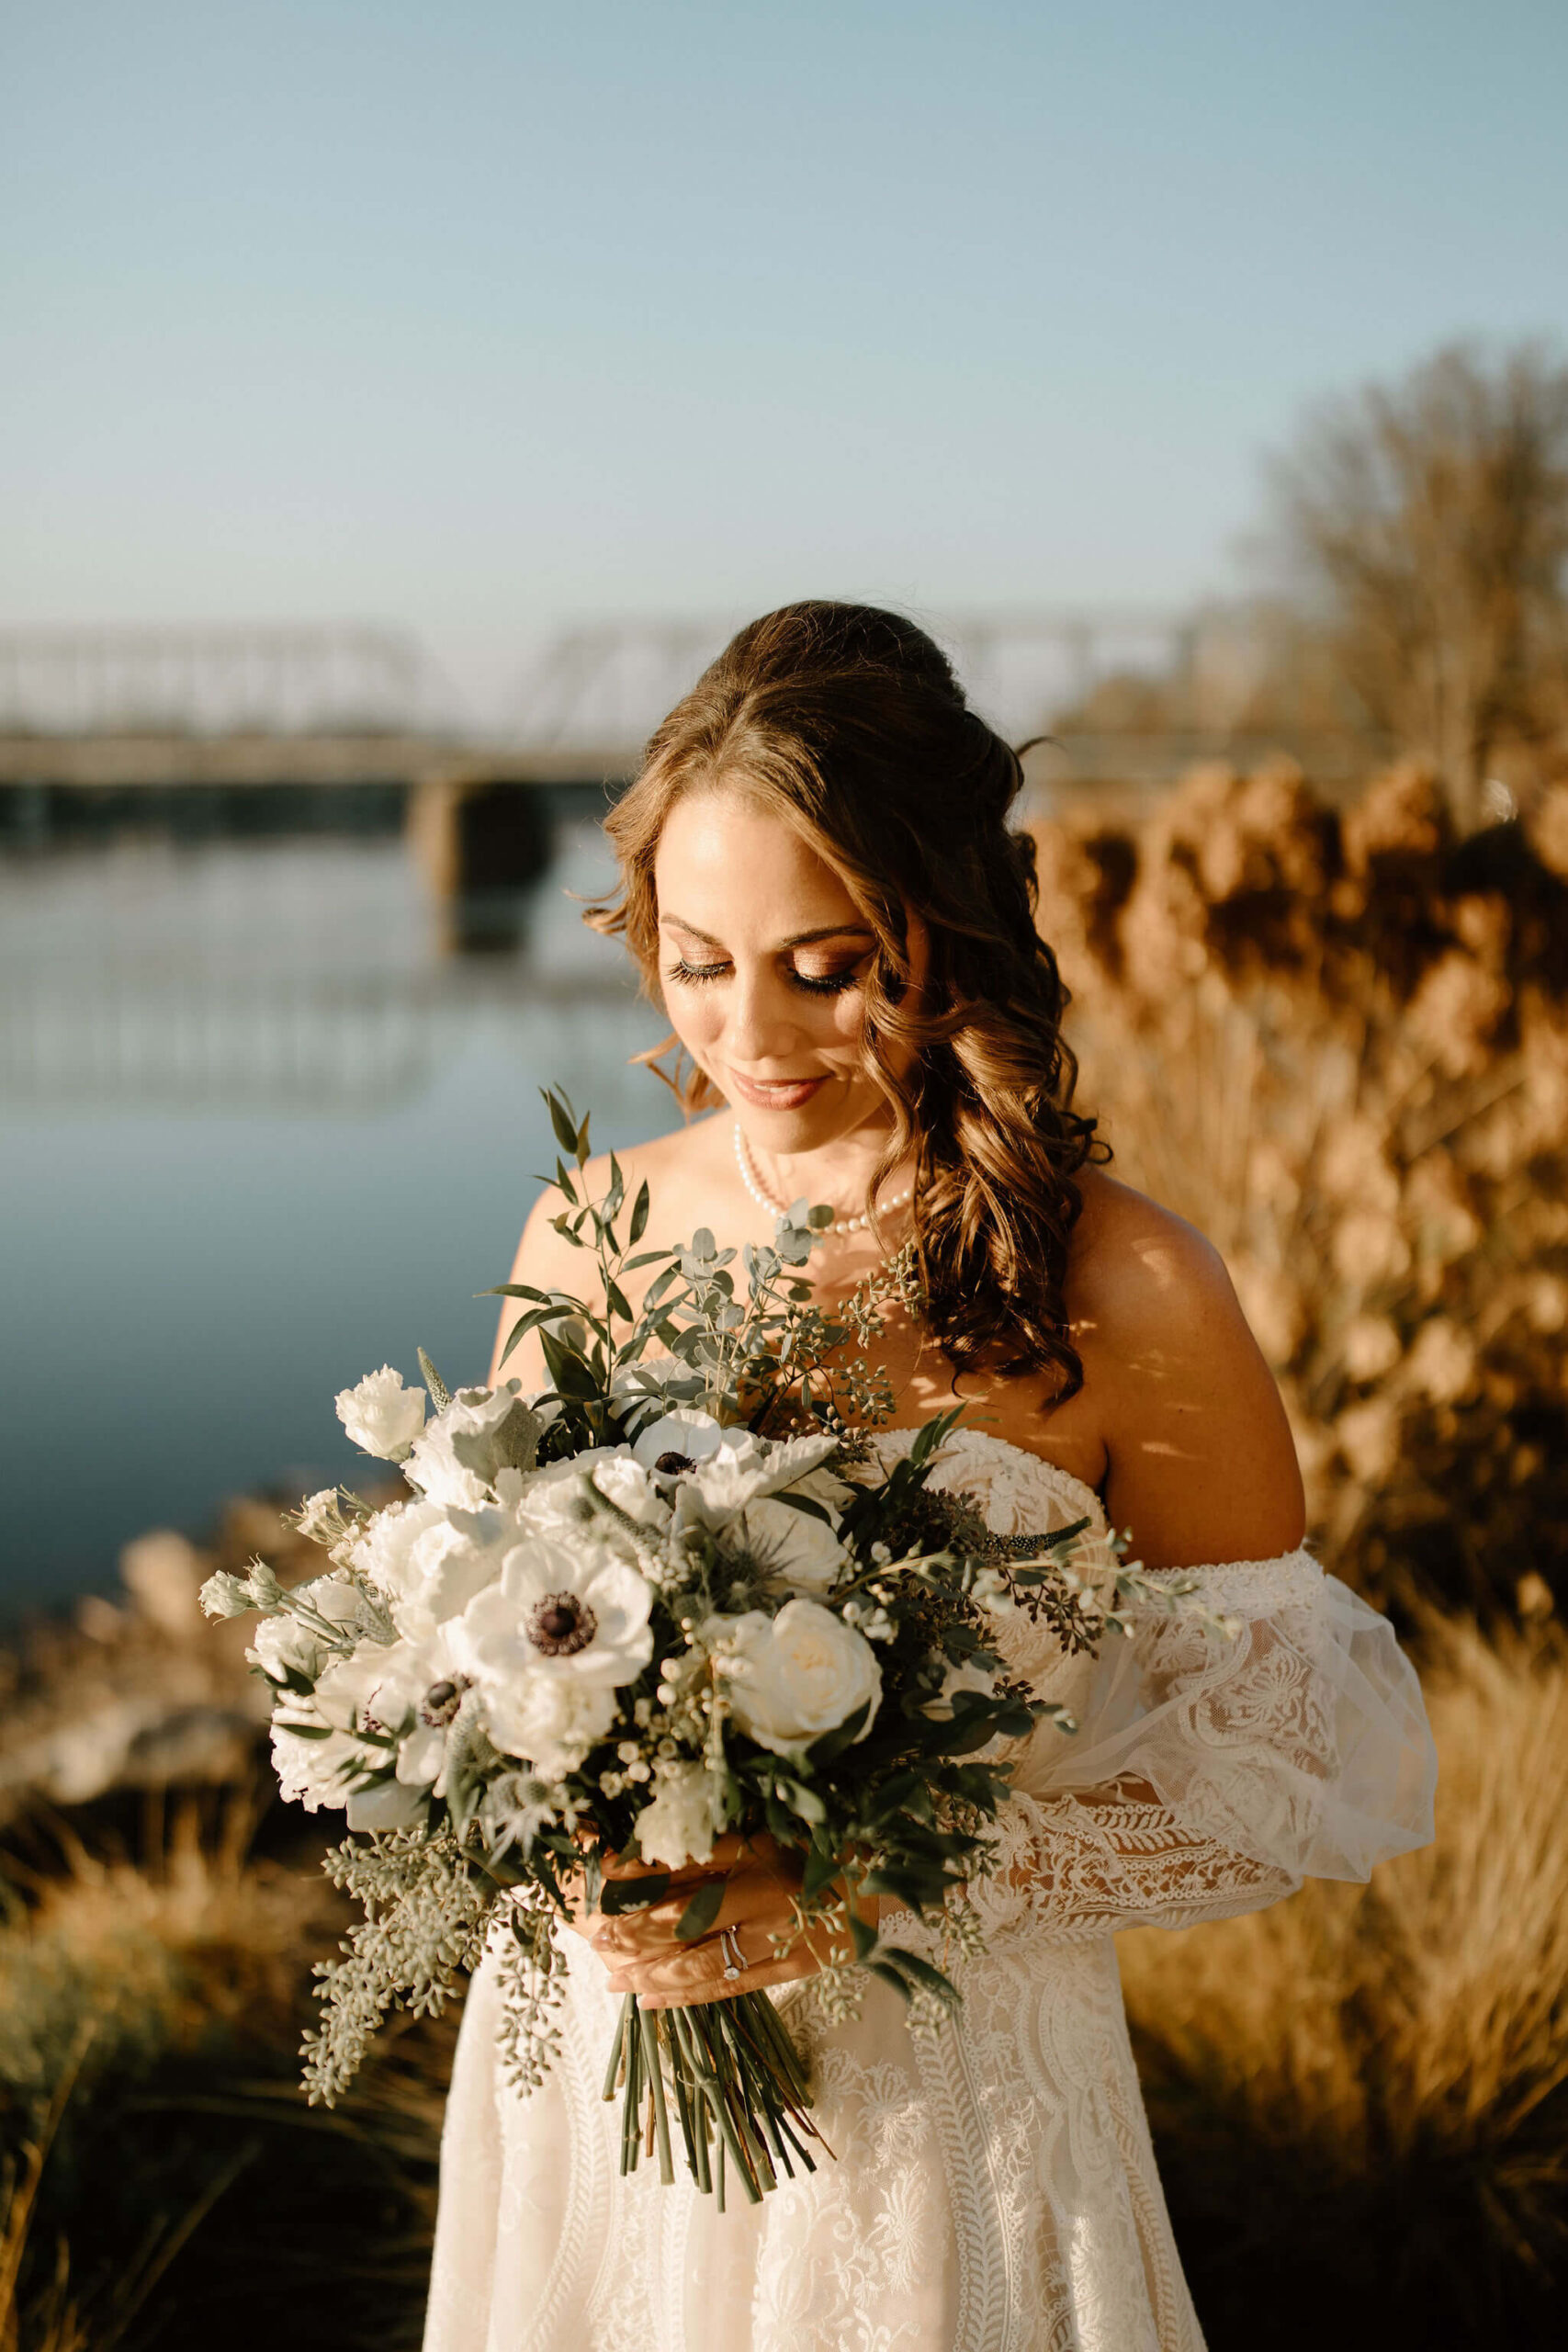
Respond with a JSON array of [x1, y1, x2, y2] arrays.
[[674, 1877, 727, 1941]]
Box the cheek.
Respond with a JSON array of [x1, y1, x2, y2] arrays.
[[663, 987, 722, 1065]]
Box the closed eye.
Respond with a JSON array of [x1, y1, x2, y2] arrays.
[[661, 956, 864, 998]]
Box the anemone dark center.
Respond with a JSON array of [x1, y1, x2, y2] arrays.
[[420, 1673, 473, 1727], [529, 1591, 598, 1657], [654, 1451, 694, 1475]]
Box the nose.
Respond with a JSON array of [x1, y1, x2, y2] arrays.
[[721, 962, 807, 1067]]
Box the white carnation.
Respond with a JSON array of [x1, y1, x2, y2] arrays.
[[334, 1364, 426, 1461], [637, 1758, 728, 1871], [709, 1600, 882, 1759]]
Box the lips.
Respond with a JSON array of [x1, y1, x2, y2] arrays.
[[727, 1069, 829, 1112]]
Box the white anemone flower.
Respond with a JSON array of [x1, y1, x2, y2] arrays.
[[452, 1536, 655, 1779], [631, 1409, 727, 1471], [724, 1494, 848, 1594]]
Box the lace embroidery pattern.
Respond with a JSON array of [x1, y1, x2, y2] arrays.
[[423, 1429, 1437, 2352]]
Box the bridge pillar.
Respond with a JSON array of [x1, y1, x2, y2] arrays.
[[409, 766, 554, 953]]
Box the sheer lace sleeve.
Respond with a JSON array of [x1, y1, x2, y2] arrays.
[[972, 1550, 1438, 1948]]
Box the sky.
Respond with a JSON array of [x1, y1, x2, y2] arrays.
[[3, 0, 1565, 720]]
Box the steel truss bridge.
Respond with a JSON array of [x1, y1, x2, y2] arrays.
[[0, 614, 1200, 786]]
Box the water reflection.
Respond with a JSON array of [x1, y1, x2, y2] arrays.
[[0, 820, 666, 1614]]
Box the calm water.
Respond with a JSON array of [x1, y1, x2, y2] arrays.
[[1, 820, 667, 1615]]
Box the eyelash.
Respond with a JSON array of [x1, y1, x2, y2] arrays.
[[663, 957, 862, 998]]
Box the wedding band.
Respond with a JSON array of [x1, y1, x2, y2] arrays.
[[719, 1926, 745, 1980]]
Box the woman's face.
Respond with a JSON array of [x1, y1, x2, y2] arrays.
[[652, 786, 916, 1155]]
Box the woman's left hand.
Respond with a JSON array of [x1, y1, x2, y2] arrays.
[[577, 1832, 880, 2009]]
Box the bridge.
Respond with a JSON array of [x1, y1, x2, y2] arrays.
[[0, 613, 1204, 789]]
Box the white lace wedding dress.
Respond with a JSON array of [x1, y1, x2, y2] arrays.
[[423, 1430, 1437, 2352]]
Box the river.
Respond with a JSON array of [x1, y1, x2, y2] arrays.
[[0, 812, 667, 1616]]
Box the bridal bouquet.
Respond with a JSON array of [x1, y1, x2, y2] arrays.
[[204, 1093, 1183, 2208]]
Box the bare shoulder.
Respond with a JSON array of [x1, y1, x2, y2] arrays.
[[490, 1111, 729, 1383], [1068, 1168, 1248, 1374], [1067, 1167, 1306, 1568]]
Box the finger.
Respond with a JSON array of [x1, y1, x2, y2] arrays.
[[604, 1939, 818, 2008]]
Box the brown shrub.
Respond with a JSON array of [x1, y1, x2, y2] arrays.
[[1034, 760, 1568, 1621]]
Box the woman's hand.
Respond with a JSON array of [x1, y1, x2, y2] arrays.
[[562, 1832, 881, 2009]]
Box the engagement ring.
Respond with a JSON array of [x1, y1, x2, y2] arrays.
[[719, 1926, 746, 1980]]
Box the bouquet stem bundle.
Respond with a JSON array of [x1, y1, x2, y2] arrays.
[[606, 1989, 820, 2207]]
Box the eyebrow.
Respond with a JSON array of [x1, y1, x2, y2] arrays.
[[659, 915, 875, 951]]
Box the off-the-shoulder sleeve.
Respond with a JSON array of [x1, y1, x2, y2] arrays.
[[969, 1549, 1438, 1948]]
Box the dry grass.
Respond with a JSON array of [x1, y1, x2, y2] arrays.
[[0, 1788, 453, 2352], [1119, 1614, 1568, 2345]]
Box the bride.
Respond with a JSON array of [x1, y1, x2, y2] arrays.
[[423, 602, 1437, 2352]]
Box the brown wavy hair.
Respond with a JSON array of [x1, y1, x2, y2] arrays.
[[586, 600, 1108, 1401]]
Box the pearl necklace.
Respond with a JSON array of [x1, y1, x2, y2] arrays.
[[732, 1120, 913, 1237]]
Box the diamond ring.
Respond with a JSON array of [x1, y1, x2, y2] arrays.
[[719, 1926, 746, 1980]]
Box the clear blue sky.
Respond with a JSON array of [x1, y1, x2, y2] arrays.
[[3, 0, 1564, 714]]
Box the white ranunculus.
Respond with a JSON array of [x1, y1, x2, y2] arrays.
[[352, 1497, 516, 1635], [404, 1385, 534, 1509], [452, 1536, 655, 1778], [334, 1364, 426, 1461], [637, 1758, 728, 1871], [709, 1600, 882, 1759], [725, 1495, 848, 1594], [631, 1410, 727, 1470]]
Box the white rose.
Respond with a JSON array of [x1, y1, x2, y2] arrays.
[[726, 1495, 847, 1594], [709, 1600, 882, 1759], [637, 1758, 728, 1871], [334, 1365, 426, 1461]]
